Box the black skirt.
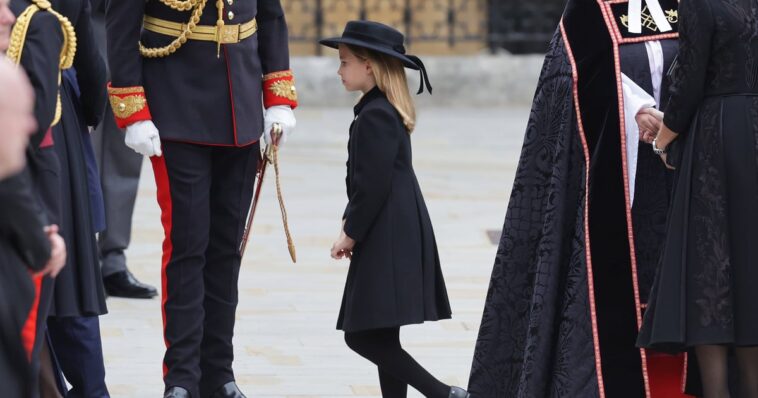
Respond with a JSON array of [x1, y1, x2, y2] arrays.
[[637, 94, 758, 352], [48, 76, 107, 318]]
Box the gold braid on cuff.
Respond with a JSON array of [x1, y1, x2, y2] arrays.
[[263, 71, 298, 102], [108, 86, 148, 119]]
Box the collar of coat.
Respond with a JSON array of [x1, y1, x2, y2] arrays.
[[354, 86, 385, 115]]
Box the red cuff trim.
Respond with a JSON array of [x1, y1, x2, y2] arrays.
[[107, 83, 152, 129], [263, 70, 298, 109]]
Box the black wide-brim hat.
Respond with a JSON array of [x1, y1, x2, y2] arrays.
[[319, 20, 433, 94]]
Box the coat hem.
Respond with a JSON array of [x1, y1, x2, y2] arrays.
[[337, 314, 453, 333]]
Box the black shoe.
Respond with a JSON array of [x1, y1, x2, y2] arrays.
[[449, 386, 470, 398], [211, 381, 246, 398], [103, 270, 158, 299], [164, 386, 190, 398]]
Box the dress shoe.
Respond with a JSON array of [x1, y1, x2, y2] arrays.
[[449, 386, 471, 398], [211, 381, 246, 398], [164, 386, 190, 398], [103, 270, 158, 299]]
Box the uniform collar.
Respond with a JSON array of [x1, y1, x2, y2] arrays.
[[354, 86, 384, 115]]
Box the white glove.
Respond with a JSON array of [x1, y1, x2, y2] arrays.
[[263, 105, 296, 148], [125, 120, 162, 157]]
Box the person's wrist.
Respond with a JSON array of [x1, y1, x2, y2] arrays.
[[652, 137, 668, 155], [658, 133, 675, 148]]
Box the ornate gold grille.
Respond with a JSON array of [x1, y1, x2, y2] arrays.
[[282, 0, 488, 55]]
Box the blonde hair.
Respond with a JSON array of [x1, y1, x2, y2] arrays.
[[347, 45, 416, 133]]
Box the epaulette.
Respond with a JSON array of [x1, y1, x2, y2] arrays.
[[7, 0, 77, 127]]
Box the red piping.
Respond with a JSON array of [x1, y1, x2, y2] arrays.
[[223, 46, 240, 146], [20, 273, 43, 361], [151, 155, 174, 377]]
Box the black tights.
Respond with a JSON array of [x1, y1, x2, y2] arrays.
[[344, 328, 450, 398], [696, 345, 758, 398]]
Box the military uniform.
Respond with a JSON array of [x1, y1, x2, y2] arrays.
[[104, 1, 297, 396], [7, 2, 75, 396]]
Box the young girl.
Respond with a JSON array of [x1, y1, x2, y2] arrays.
[[321, 21, 470, 398]]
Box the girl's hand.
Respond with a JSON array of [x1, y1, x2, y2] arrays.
[[331, 230, 356, 260]]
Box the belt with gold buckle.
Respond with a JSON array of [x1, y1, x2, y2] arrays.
[[143, 16, 257, 44]]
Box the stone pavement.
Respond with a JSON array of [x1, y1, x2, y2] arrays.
[[100, 104, 531, 397]]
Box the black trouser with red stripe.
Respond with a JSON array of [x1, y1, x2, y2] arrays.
[[151, 141, 259, 398]]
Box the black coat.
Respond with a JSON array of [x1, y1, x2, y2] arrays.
[[10, 0, 63, 151], [10, 0, 66, 229], [105, 0, 291, 146], [0, 170, 51, 398], [0, 170, 51, 271], [0, 240, 35, 398], [47, 0, 108, 317], [638, 0, 758, 353], [337, 87, 451, 332]]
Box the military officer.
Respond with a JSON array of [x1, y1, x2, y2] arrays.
[[7, 1, 75, 396], [104, 1, 297, 397]]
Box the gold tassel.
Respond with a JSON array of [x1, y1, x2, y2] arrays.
[[270, 124, 297, 263]]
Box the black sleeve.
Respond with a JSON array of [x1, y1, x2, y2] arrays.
[[74, 0, 108, 127], [343, 147, 351, 220], [18, 12, 64, 148], [256, 0, 290, 74], [343, 107, 403, 242], [662, 0, 714, 135], [105, 0, 145, 87], [0, 170, 51, 271]]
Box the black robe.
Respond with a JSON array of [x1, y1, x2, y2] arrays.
[[337, 87, 452, 332], [468, 1, 694, 397], [48, 0, 108, 317]]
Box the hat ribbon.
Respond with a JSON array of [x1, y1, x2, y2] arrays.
[[407, 55, 433, 95]]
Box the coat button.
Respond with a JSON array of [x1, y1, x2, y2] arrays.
[[227, 11, 234, 20]]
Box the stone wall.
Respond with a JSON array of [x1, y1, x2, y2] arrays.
[[292, 53, 546, 107]]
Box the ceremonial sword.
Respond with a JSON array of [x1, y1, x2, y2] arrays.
[[238, 123, 296, 263]]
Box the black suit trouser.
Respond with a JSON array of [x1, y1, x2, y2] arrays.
[[151, 140, 259, 397]]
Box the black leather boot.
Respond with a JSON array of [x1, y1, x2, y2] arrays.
[[449, 386, 471, 398], [211, 381, 246, 398], [163, 386, 191, 398]]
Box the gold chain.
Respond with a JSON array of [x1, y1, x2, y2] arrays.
[[139, 0, 208, 58], [48, 9, 77, 69], [156, 0, 199, 12], [8, 2, 76, 66], [7, 1, 76, 128], [5, 5, 36, 63]]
